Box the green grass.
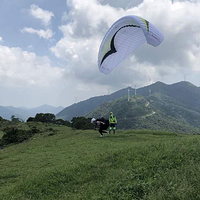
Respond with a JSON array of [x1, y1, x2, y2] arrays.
[[0, 130, 4, 139], [1, 125, 200, 200]]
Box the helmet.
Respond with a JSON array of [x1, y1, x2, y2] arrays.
[[91, 118, 96, 123], [110, 112, 113, 115]]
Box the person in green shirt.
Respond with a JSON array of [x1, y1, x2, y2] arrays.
[[109, 112, 117, 134]]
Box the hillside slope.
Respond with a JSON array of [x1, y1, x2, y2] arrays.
[[87, 94, 200, 134], [57, 81, 200, 122], [138, 81, 200, 112], [56, 88, 132, 120], [1, 125, 200, 199]]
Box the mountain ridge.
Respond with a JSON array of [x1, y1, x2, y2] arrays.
[[87, 93, 200, 134], [57, 81, 200, 121], [0, 104, 64, 121]]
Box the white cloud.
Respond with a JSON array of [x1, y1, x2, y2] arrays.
[[97, 0, 142, 9], [30, 4, 54, 26], [50, 0, 200, 93], [3, 0, 200, 107], [0, 36, 3, 42], [21, 27, 54, 39], [0, 44, 64, 87], [24, 5, 54, 40], [27, 45, 34, 51]]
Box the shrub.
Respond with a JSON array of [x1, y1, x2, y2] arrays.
[[55, 119, 71, 127], [31, 126, 40, 134], [34, 113, 56, 123], [0, 127, 35, 147], [71, 117, 94, 130], [27, 117, 35, 122]]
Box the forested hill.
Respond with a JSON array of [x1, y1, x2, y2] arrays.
[[87, 94, 200, 134], [137, 81, 200, 112], [57, 81, 200, 122], [56, 87, 133, 120]]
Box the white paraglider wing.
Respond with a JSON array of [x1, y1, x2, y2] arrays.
[[98, 15, 164, 74]]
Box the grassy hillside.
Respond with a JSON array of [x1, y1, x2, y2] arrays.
[[87, 95, 200, 134], [57, 81, 200, 121], [0, 130, 4, 139], [1, 123, 200, 199]]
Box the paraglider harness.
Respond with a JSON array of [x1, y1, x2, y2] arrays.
[[95, 117, 109, 135]]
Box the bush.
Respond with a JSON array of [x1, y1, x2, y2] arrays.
[[27, 117, 35, 122], [27, 115, 71, 127], [71, 117, 94, 130], [0, 127, 35, 147], [34, 113, 56, 123], [31, 126, 40, 134], [55, 119, 71, 127]]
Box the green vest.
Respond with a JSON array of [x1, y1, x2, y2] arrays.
[[109, 114, 117, 124]]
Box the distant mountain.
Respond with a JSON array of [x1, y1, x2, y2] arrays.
[[56, 85, 139, 120], [57, 81, 200, 121], [0, 105, 64, 121], [137, 81, 200, 112], [0, 106, 21, 121], [29, 104, 64, 115]]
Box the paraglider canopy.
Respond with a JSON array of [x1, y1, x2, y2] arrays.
[[98, 15, 164, 74]]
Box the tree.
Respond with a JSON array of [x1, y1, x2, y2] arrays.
[[55, 119, 71, 127], [10, 115, 22, 123], [11, 115, 15, 121], [34, 113, 56, 123], [27, 117, 35, 122], [0, 116, 4, 121]]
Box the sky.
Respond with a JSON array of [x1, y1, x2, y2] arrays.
[[0, 0, 200, 108]]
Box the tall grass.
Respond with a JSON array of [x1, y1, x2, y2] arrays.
[[0, 130, 4, 139], [0, 125, 200, 199]]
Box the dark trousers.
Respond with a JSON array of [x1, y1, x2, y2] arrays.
[[99, 122, 109, 135]]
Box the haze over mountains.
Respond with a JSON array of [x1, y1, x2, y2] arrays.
[[57, 81, 200, 119], [1, 81, 200, 134], [0, 105, 64, 121]]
